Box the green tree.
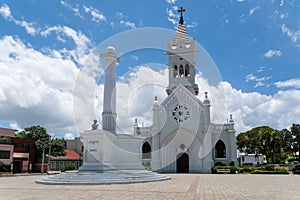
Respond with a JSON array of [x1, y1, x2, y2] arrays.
[[237, 126, 274, 155], [262, 130, 283, 164], [50, 138, 66, 157], [237, 126, 289, 164], [291, 124, 300, 162], [281, 129, 294, 156]]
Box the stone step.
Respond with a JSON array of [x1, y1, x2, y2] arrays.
[[36, 170, 170, 185]]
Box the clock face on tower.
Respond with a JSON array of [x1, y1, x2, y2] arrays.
[[170, 104, 191, 123]]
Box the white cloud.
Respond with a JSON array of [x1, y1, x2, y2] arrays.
[[9, 122, 22, 132], [15, 20, 37, 36], [166, 0, 177, 4], [264, 50, 282, 58], [0, 4, 38, 36], [0, 4, 11, 19], [245, 73, 271, 88], [187, 22, 199, 29], [281, 24, 300, 43], [0, 35, 81, 133], [275, 79, 300, 89], [256, 67, 264, 73], [83, 5, 106, 23], [166, 7, 179, 25], [219, 82, 300, 133], [245, 73, 256, 82], [249, 7, 260, 15], [120, 20, 136, 29], [64, 133, 75, 140], [115, 12, 125, 19], [40, 25, 91, 65], [60, 1, 83, 19]]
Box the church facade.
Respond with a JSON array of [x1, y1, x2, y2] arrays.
[[134, 8, 237, 173]]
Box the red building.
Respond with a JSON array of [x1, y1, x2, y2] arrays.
[[0, 128, 15, 171], [13, 138, 36, 173], [50, 149, 82, 171]]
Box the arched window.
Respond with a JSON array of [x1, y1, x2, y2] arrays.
[[185, 64, 190, 77], [215, 140, 226, 158], [142, 142, 151, 159], [179, 65, 184, 77], [174, 65, 178, 77]]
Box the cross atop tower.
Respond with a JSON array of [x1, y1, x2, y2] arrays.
[[178, 6, 186, 24]]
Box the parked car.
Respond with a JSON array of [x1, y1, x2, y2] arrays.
[[292, 165, 300, 174]]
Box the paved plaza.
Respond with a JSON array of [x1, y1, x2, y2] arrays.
[[0, 174, 299, 200]]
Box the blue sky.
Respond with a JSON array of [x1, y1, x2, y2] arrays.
[[0, 0, 299, 138]]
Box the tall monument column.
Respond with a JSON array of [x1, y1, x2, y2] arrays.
[[101, 46, 119, 133]]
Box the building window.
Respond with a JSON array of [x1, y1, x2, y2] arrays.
[[0, 150, 10, 159], [51, 161, 56, 170], [179, 65, 184, 77], [142, 142, 151, 159], [185, 64, 190, 77], [215, 140, 226, 158], [0, 136, 13, 145], [174, 65, 178, 77], [59, 161, 64, 170]]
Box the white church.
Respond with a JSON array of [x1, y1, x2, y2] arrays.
[[133, 8, 237, 173], [78, 7, 237, 175]]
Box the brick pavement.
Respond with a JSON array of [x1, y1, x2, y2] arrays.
[[0, 174, 299, 200]]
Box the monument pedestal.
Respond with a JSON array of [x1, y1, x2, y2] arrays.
[[36, 129, 171, 185], [80, 129, 144, 172]]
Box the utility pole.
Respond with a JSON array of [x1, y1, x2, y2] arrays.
[[41, 145, 45, 174], [48, 135, 51, 172]]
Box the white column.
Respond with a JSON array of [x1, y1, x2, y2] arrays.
[[101, 46, 119, 133]]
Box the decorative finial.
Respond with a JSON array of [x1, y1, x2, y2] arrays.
[[230, 114, 233, 120], [205, 92, 208, 98], [135, 118, 138, 124], [155, 96, 157, 101], [178, 6, 186, 25]]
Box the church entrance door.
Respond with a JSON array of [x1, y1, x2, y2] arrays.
[[176, 153, 189, 173]]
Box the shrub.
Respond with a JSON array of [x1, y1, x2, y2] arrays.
[[144, 165, 151, 171], [238, 166, 254, 173], [262, 165, 275, 171], [0, 165, 11, 172], [61, 163, 76, 172], [229, 161, 235, 166], [252, 170, 288, 175]]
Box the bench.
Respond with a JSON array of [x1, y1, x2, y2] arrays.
[[216, 169, 231, 174]]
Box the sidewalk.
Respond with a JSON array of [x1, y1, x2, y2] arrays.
[[0, 174, 299, 200]]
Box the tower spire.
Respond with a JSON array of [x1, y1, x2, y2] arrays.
[[178, 6, 186, 25]]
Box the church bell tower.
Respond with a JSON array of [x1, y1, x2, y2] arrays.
[[166, 7, 199, 96]]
